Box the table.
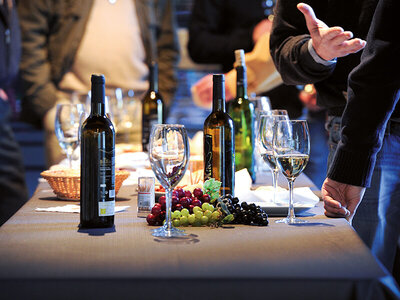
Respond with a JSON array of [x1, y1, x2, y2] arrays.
[[0, 182, 399, 300]]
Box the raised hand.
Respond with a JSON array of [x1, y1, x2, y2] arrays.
[[297, 3, 366, 61], [322, 177, 365, 222]]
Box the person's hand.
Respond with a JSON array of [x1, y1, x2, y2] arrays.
[[299, 84, 321, 112], [191, 74, 234, 109], [252, 19, 272, 44], [322, 177, 365, 222], [297, 3, 366, 61]]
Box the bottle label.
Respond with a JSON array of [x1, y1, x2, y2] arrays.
[[204, 134, 213, 180], [99, 200, 115, 216], [142, 115, 158, 151]]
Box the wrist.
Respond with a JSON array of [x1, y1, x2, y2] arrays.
[[308, 39, 337, 66]]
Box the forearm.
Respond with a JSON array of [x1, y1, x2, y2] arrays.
[[156, 0, 179, 106]]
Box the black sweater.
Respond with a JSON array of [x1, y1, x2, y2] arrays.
[[328, 0, 400, 187]]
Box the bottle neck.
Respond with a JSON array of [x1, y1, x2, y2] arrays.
[[149, 63, 158, 92], [91, 82, 106, 116], [236, 66, 248, 100], [212, 79, 226, 112]]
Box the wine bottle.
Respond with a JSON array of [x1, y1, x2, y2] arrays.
[[227, 49, 255, 182], [80, 74, 115, 228], [142, 61, 165, 152], [204, 74, 235, 196]]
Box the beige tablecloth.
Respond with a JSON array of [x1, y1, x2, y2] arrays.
[[0, 183, 399, 300]]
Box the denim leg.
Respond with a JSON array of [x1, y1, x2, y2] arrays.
[[325, 116, 342, 169], [353, 122, 400, 273]]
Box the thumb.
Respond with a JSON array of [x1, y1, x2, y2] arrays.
[[297, 3, 319, 34]]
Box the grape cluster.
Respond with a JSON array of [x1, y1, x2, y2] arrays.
[[220, 194, 269, 226]]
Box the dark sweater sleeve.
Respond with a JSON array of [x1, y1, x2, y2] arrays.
[[187, 0, 254, 67], [327, 0, 400, 187], [269, 0, 335, 85]]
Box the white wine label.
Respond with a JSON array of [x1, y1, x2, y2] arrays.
[[109, 189, 115, 198], [99, 200, 115, 216]]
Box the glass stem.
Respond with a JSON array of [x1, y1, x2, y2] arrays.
[[287, 178, 296, 220], [272, 168, 279, 203], [165, 187, 173, 231], [66, 150, 72, 169]]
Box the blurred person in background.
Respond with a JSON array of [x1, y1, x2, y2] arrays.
[[0, 0, 28, 225], [270, 0, 400, 278], [322, 0, 400, 286], [18, 0, 179, 167], [187, 0, 328, 188]]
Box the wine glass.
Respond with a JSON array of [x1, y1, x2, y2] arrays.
[[149, 124, 190, 237], [258, 110, 288, 203], [55, 103, 85, 168], [273, 119, 310, 224]]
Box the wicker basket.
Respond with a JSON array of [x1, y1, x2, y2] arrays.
[[40, 169, 130, 200]]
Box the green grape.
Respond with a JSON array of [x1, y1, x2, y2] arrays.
[[201, 215, 209, 225], [195, 210, 203, 220], [181, 208, 189, 217], [201, 203, 209, 211], [211, 210, 221, 221], [204, 210, 212, 219], [188, 214, 196, 224], [192, 220, 202, 227], [193, 206, 202, 214], [180, 216, 189, 226], [173, 219, 181, 227], [172, 210, 181, 219]]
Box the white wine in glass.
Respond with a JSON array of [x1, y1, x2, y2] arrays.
[[273, 119, 310, 224], [149, 124, 189, 237]]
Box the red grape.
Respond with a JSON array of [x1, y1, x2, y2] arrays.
[[184, 190, 192, 198], [175, 204, 183, 211], [151, 205, 162, 216], [193, 188, 203, 198], [202, 194, 211, 203], [146, 214, 157, 226], [172, 196, 179, 206], [192, 199, 202, 207], [179, 197, 190, 208], [176, 188, 185, 199]]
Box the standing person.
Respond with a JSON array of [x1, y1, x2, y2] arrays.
[[188, 0, 304, 119], [322, 0, 400, 281], [270, 0, 400, 276], [18, 0, 180, 167], [0, 0, 28, 225]]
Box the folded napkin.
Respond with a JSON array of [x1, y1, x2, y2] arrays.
[[235, 169, 319, 207], [35, 204, 130, 213]]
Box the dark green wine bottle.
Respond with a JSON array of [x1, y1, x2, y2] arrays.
[[142, 61, 165, 152], [80, 74, 115, 228], [227, 49, 255, 182], [204, 74, 235, 196]]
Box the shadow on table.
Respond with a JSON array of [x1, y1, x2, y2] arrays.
[[78, 225, 117, 236], [289, 222, 334, 227], [153, 234, 200, 244]]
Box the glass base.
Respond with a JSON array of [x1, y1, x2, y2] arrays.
[[151, 225, 186, 238], [275, 216, 308, 224]]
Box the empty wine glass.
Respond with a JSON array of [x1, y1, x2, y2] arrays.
[[273, 119, 310, 224], [258, 110, 288, 203], [149, 124, 190, 237], [54, 103, 85, 168]]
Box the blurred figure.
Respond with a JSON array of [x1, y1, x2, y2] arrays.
[[188, 0, 329, 188], [322, 0, 400, 285], [0, 0, 28, 225], [18, 0, 179, 167], [188, 0, 304, 119]]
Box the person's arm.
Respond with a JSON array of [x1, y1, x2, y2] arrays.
[[324, 0, 400, 219], [187, 0, 254, 66], [155, 0, 179, 107], [18, 0, 58, 128], [270, 1, 365, 85]]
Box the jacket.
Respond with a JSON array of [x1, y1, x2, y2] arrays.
[[18, 0, 179, 127], [270, 0, 379, 117]]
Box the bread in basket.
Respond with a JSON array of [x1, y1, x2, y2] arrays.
[[40, 169, 130, 200]]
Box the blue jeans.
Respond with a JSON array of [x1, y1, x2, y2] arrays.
[[0, 99, 28, 225], [326, 116, 400, 273]]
